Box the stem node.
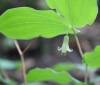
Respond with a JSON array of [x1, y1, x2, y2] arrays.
[[14, 40, 27, 85], [72, 27, 88, 84]]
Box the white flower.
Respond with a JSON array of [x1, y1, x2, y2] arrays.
[[58, 35, 72, 56]]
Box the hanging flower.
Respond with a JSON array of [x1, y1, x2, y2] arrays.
[[58, 35, 72, 56]]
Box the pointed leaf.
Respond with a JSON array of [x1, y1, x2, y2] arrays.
[[46, 0, 98, 27], [83, 46, 100, 67], [0, 7, 77, 39], [26, 68, 87, 85]]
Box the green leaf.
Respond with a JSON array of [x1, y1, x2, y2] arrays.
[[90, 76, 100, 83], [6, 80, 17, 85], [0, 58, 21, 70], [46, 0, 98, 27], [0, 7, 78, 39], [20, 82, 47, 85], [53, 63, 94, 72], [0, 77, 16, 85], [83, 46, 100, 67], [26, 68, 87, 85], [53, 63, 76, 71], [0, 74, 3, 82]]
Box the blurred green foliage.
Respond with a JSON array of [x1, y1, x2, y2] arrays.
[[0, 58, 21, 70]]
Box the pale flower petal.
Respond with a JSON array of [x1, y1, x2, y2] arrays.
[[58, 35, 72, 55]]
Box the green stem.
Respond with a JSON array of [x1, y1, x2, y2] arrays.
[[22, 37, 39, 54], [72, 27, 83, 57], [85, 64, 88, 83], [72, 27, 88, 84], [14, 40, 27, 85]]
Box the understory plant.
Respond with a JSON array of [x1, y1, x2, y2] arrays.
[[0, 0, 99, 85]]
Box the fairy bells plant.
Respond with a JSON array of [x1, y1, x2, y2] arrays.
[[0, 0, 98, 85]]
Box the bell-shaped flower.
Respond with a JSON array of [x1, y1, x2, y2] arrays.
[[58, 35, 72, 55]]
